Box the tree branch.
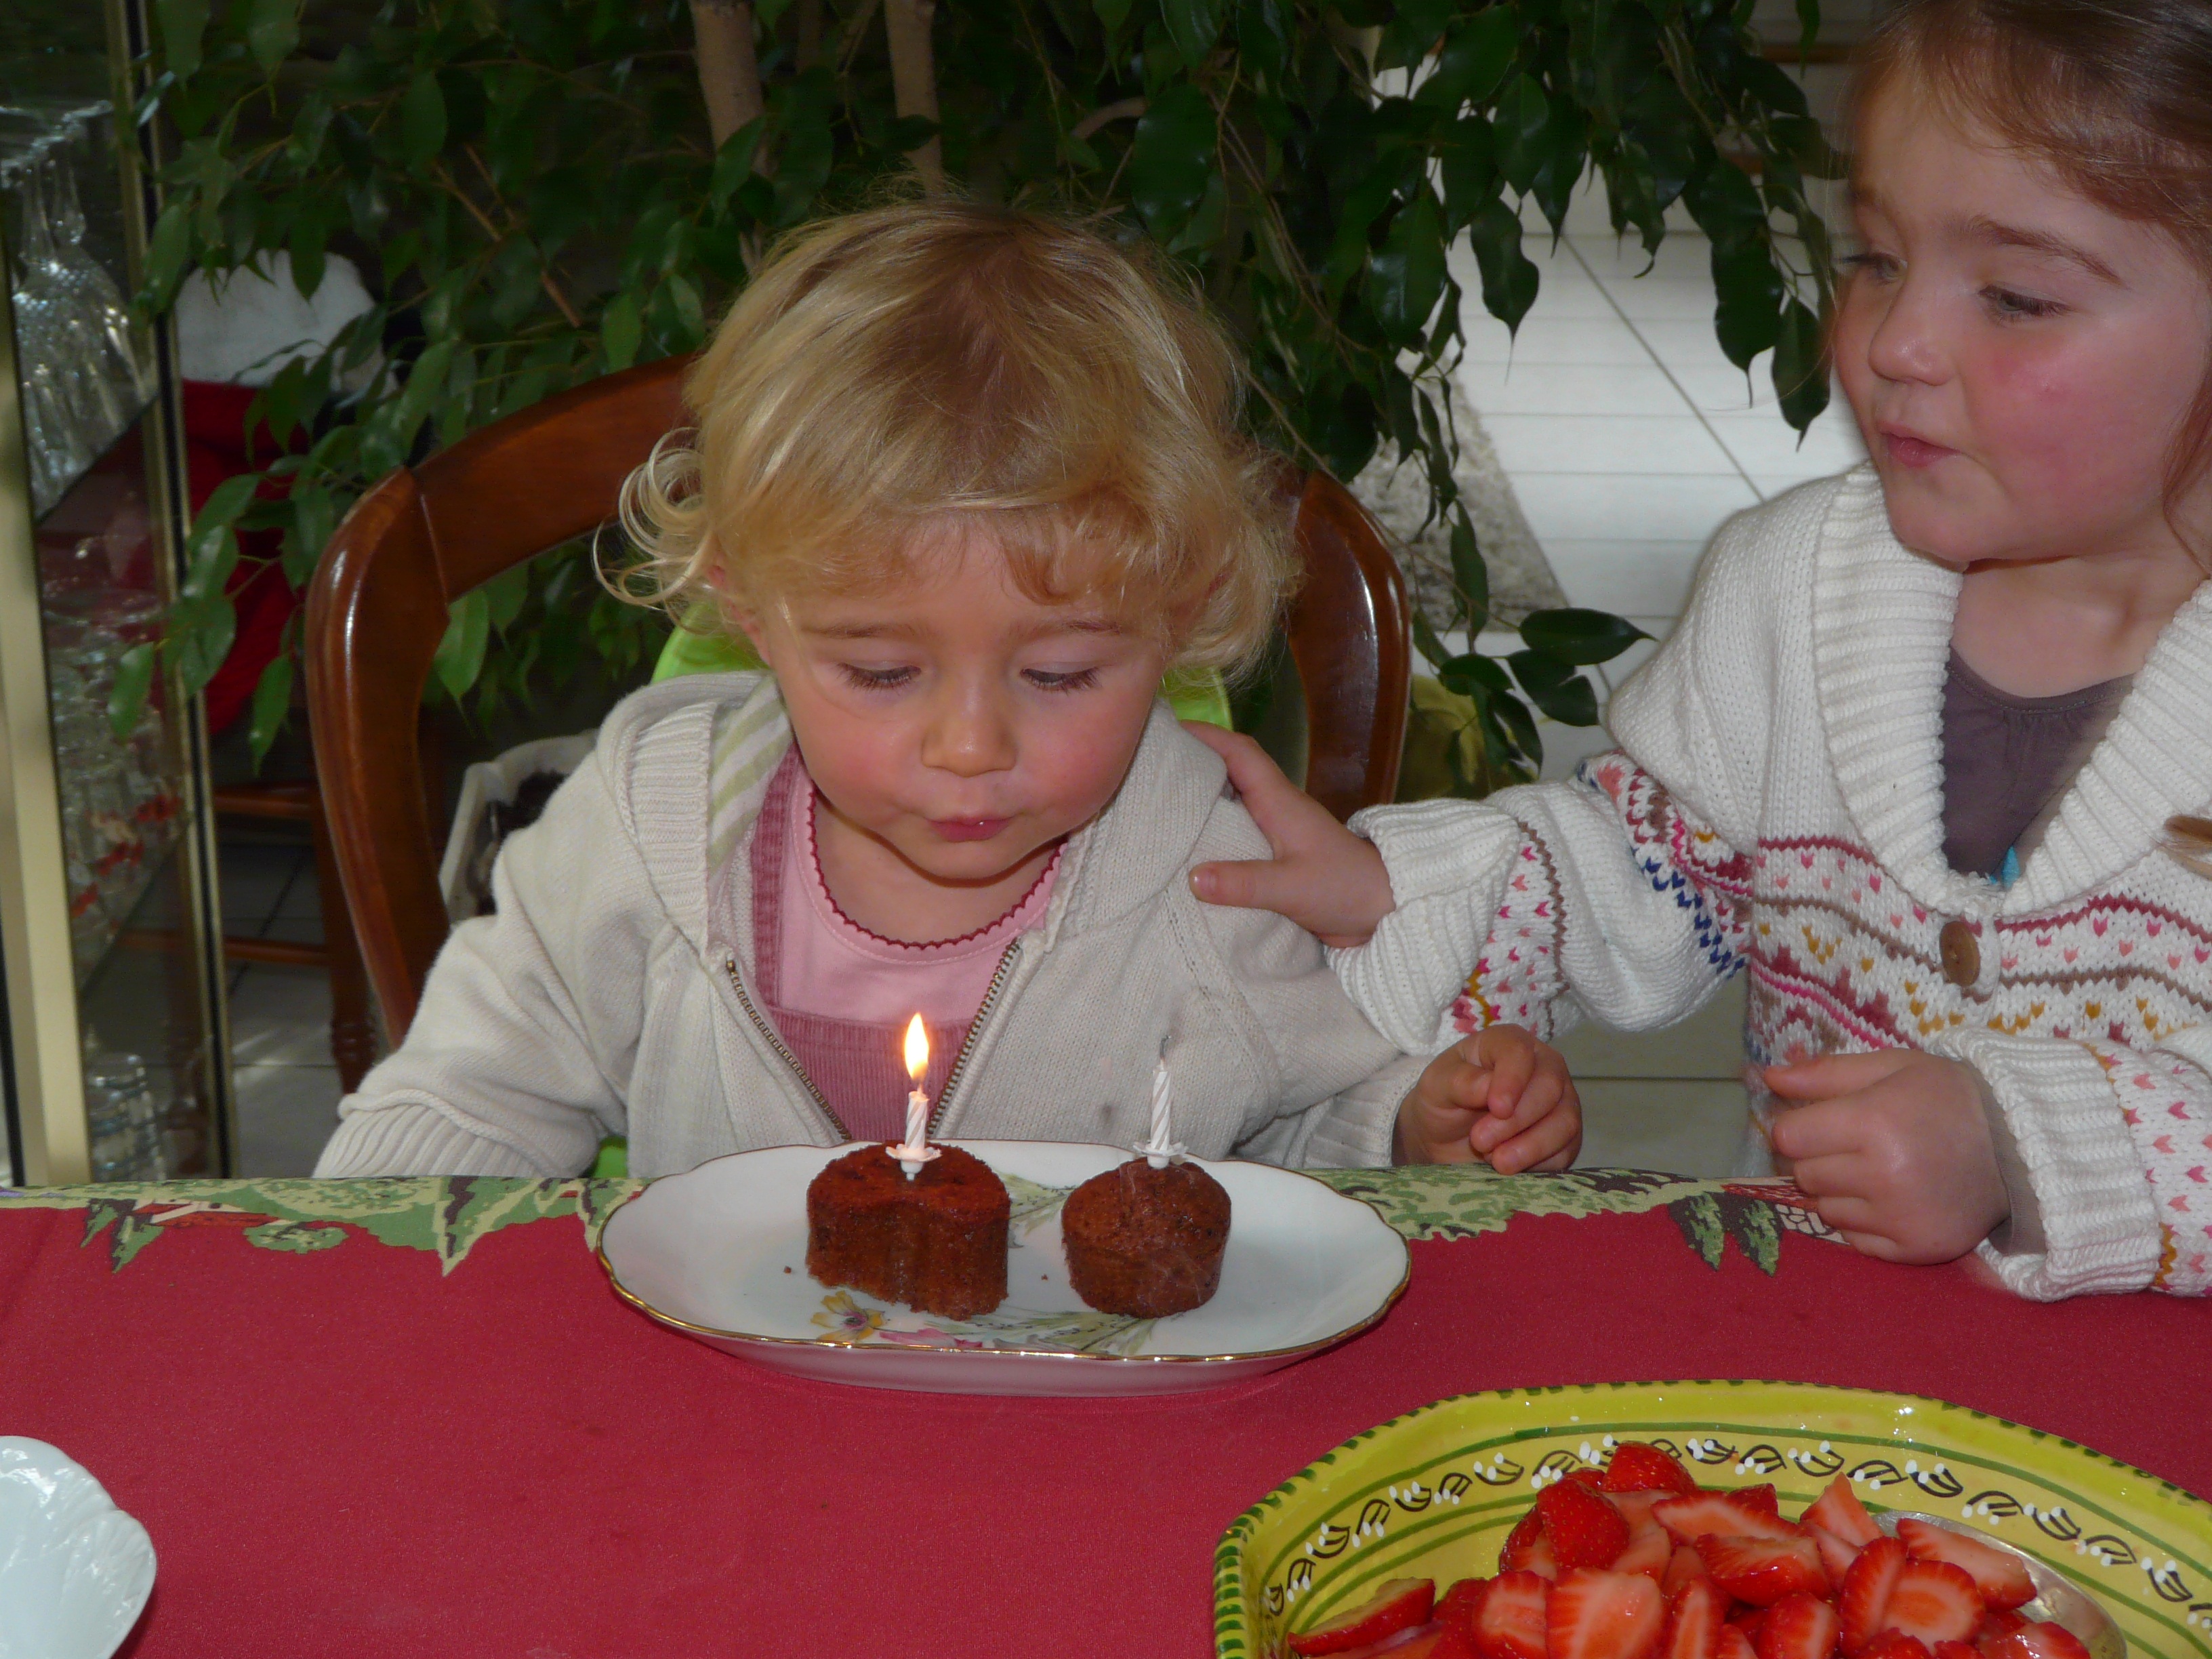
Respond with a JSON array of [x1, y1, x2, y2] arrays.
[[882, 0, 943, 192], [689, 0, 766, 150], [1070, 96, 1145, 143]]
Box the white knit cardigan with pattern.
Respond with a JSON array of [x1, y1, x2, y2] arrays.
[[1334, 467, 2212, 1300]]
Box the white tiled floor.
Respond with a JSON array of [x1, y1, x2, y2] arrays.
[[220, 836, 344, 1176], [1453, 186, 1869, 1174]]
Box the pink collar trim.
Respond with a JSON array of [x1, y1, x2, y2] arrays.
[[801, 785, 1060, 955]]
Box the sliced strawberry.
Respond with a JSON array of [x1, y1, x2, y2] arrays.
[[1839, 1536, 1908, 1654], [1720, 1629, 1759, 1659], [1802, 1477, 1882, 1549], [1616, 1515, 1677, 1582], [1607, 1443, 1701, 1496], [1981, 1627, 2091, 1659], [1289, 1578, 1437, 1656], [1364, 1625, 1486, 1659], [1883, 1561, 1984, 1647], [1662, 1578, 1730, 1659], [1544, 1480, 1637, 1570], [1664, 1545, 1714, 1599], [1811, 1527, 1860, 1589], [1975, 1610, 2028, 1645], [1614, 1491, 1674, 1528], [1732, 1609, 1773, 1649], [1736, 1486, 1782, 1517], [1475, 1570, 1552, 1659], [1937, 1643, 1983, 1659], [1694, 1534, 1829, 1605], [1859, 1633, 1933, 1659], [1896, 1521, 2035, 1612], [1657, 1494, 1803, 1546], [1439, 1579, 1493, 1639], [1568, 1469, 1612, 1490], [1549, 1569, 1666, 1659], [1755, 1593, 1841, 1659], [1502, 1507, 1553, 1577]]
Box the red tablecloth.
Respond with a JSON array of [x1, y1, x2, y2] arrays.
[[0, 1175, 2204, 1656]]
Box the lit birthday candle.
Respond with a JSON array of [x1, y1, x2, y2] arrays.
[[1135, 1050, 1185, 1169], [888, 1014, 940, 1179]]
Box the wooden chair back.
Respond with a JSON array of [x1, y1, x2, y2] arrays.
[[306, 356, 1407, 1041]]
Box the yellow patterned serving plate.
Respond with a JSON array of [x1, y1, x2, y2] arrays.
[[1215, 1381, 2212, 1659]]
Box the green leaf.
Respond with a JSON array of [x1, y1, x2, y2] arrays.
[[283, 486, 336, 589], [482, 565, 530, 633], [1796, 0, 1822, 62], [1469, 197, 1539, 331], [247, 1220, 346, 1254], [1449, 516, 1490, 623], [156, 0, 210, 79], [1495, 75, 1550, 195], [1366, 187, 1446, 343], [169, 592, 237, 700], [708, 119, 766, 208], [1439, 117, 1498, 232], [1491, 688, 1542, 767], [1436, 651, 1509, 697], [1507, 649, 1600, 724], [1711, 238, 1784, 370], [1518, 607, 1648, 665], [142, 201, 193, 314], [108, 642, 157, 741], [1162, 0, 1227, 66], [1773, 295, 1829, 432], [247, 651, 295, 766], [1670, 1193, 1727, 1269], [245, 0, 299, 74], [664, 272, 705, 347], [1128, 83, 1218, 237], [1418, 7, 1517, 108], [600, 288, 643, 371], [401, 71, 448, 171], [434, 589, 491, 700]]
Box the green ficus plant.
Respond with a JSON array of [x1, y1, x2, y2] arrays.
[[121, 0, 1837, 794]]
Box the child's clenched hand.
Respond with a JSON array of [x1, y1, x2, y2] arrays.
[[1181, 723, 1395, 947], [1765, 1050, 2008, 1263], [1397, 1025, 1582, 1172]]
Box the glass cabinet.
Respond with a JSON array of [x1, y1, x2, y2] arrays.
[[0, 0, 232, 1183]]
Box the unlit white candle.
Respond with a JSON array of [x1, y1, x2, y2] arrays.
[[1138, 1054, 1184, 1168]]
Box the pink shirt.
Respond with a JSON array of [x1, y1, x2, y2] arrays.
[[739, 748, 1057, 1142]]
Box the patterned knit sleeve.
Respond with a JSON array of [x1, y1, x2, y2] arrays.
[[1933, 1027, 2212, 1299], [1333, 750, 1753, 1053]]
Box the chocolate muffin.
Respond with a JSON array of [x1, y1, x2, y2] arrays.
[[1061, 1157, 1231, 1317], [805, 1143, 1010, 1322]]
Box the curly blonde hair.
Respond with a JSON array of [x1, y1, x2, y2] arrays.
[[615, 200, 1298, 673]]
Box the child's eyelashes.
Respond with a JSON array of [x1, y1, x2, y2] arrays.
[[1980, 286, 2064, 321], [838, 663, 918, 692], [1023, 667, 1101, 694], [1839, 250, 1902, 283]]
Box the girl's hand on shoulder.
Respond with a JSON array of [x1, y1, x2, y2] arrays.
[[1181, 722, 1395, 947], [1397, 1025, 1582, 1172], [1764, 1050, 2008, 1263]]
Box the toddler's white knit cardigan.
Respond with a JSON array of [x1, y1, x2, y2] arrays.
[[1335, 468, 2212, 1300]]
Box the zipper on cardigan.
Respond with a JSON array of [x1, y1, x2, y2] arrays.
[[722, 954, 851, 1143], [930, 937, 1022, 1136]]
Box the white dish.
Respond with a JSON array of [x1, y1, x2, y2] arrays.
[[0, 1439, 155, 1659], [598, 1141, 1411, 1396]]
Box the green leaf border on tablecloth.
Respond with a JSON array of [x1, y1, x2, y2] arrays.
[[0, 1170, 1838, 1275]]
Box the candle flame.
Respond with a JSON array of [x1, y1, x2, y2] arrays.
[[903, 1014, 929, 1082]]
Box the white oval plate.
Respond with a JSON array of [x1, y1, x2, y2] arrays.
[[598, 1141, 1410, 1396], [0, 1438, 155, 1659]]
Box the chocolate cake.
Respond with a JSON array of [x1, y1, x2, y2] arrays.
[[1061, 1157, 1231, 1317], [805, 1144, 1010, 1321]]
